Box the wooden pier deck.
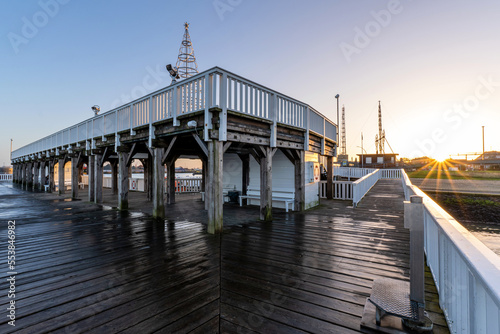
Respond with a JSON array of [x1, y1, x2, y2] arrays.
[[0, 180, 449, 333]]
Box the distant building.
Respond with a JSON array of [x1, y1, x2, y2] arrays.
[[471, 151, 500, 170], [357, 153, 398, 168]]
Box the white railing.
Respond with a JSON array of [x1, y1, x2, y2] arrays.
[[174, 178, 202, 193], [352, 169, 381, 207], [381, 168, 401, 179], [0, 174, 13, 181], [12, 67, 337, 162], [402, 170, 500, 333], [333, 167, 376, 179]]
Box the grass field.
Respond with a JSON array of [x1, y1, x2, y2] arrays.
[[407, 170, 500, 180]]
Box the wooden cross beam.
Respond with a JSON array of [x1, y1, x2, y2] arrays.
[[191, 133, 208, 157]]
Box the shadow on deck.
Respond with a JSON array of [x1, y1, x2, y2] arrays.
[[0, 180, 449, 333]]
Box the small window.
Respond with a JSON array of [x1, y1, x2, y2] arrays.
[[366, 157, 372, 164], [377, 157, 383, 163]]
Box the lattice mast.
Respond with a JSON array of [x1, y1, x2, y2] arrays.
[[340, 105, 347, 155], [375, 101, 385, 154], [175, 22, 198, 79]]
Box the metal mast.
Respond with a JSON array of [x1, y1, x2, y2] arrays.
[[376, 100, 385, 154], [175, 22, 198, 79], [340, 105, 347, 155]]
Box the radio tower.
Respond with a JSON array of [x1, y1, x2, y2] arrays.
[[340, 105, 347, 155], [175, 22, 198, 79], [375, 101, 385, 154]]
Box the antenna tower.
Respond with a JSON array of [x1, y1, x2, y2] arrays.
[[175, 22, 198, 79], [340, 105, 347, 155], [375, 101, 385, 154]]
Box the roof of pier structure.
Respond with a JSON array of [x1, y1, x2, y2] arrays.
[[11, 66, 337, 163], [0, 180, 450, 332]]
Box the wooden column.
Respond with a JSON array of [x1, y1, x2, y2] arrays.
[[326, 156, 333, 199], [26, 162, 33, 191], [204, 158, 210, 211], [22, 164, 27, 189], [166, 158, 176, 205], [207, 140, 223, 234], [88, 155, 95, 202], [152, 148, 165, 219], [58, 158, 65, 195], [238, 153, 250, 205], [111, 161, 118, 195], [33, 161, 39, 191], [118, 152, 129, 210], [260, 147, 273, 221], [48, 160, 55, 193], [294, 150, 305, 211], [146, 159, 153, 201], [71, 157, 79, 199], [40, 162, 46, 190], [94, 154, 103, 203]]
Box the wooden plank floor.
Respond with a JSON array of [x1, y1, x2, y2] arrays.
[[0, 180, 449, 333]]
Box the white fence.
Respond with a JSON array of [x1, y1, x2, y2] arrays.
[[174, 178, 202, 193], [12, 67, 336, 162], [352, 169, 381, 207], [402, 170, 500, 333], [0, 174, 12, 181], [333, 167, 376, 179]]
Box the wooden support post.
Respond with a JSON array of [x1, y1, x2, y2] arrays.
[[207, 140, 223, 234], [238, 153, 250, 205], [152, 148, 165, 219], [326, 156, 333, 199], [48, 160, 55, 193], [118, 152, 129, 210], [166, 158, 176, 205], [94, 154, 103, 203], [71, 157, 79, 199], [111, 161, 118, 195], [408, 195, 425, 320], [40, 162, 46, 190], [201, 158, 207, 193], [33, 161, 39, 191], [260, 147, 273, 221], [58, 158, 65, 195], [28, 162, 34, 191], [88, 155, 95, 202], [294, 150, 305, 211], [204, 157, 210, 210]]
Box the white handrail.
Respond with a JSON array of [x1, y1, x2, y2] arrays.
[[352, 169, 380, 207], [401, 170, 500, 333], [12, 66, 337, 162]]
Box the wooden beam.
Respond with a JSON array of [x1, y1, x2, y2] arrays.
[[223, 141, 232, 153], [191, 133, 208, 157], [281, 149, 295, 164], [88, 155, 95, 201], [294, 150, 305, 212], [125, 143, 137, 167], [238, 153, 250, 206], [162, 136, 177, 165], [326, 156, 333, 199], [71, 156, 79, 199], [94, 154, 103, 203]]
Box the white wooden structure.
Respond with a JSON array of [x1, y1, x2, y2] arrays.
[[11, 66, 338, 234]]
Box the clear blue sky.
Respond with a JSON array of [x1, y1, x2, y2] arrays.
[[1, 0, 499, 166]]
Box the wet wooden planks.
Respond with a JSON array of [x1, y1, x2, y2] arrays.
[[219, 180, 449, 333], [0, 180, 449, 333]]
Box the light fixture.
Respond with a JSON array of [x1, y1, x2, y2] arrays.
[[166, 64, 180, 84], [91, 105, 100, 116]]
